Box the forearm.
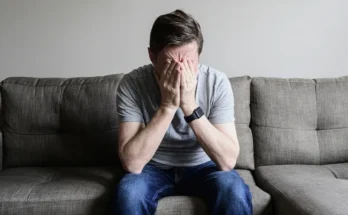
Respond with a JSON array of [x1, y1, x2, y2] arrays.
[[120, 106, 175, 173], [189, 116, 239, 171]]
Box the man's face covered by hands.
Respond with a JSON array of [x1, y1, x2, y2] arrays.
[[152, 41, 199, 80]]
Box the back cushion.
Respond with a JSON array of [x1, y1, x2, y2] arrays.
[[316, 77, 348, 164], [0, 87, 3, 170], [251, 77, 348, 167], [230, 76, 254, 170], [1, 74, 124, 168]]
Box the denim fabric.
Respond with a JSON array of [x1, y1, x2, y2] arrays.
[[113, 161, 252, 215]]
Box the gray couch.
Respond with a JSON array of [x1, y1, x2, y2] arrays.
[[0, 74, 347, 215]]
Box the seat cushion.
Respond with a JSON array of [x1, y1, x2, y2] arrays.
[[324, 163, 348, 179], [255, 165, 348, 215], [156, 169, 272, 215], [0, 166, 123, 215]]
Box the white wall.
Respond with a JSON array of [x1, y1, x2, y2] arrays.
[[0, 0, 347, 80]]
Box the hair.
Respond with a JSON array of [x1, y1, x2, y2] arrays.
[[149, 9, 204, 57]]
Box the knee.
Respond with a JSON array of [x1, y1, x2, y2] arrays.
[[115, 173, 149, 203], [210, 171, 251, 200]]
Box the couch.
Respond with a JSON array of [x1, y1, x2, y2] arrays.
[[0, 74, 347, 215]]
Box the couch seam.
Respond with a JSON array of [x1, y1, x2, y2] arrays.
[[251, 124, 348, 131], [257, 170, 333, 215], [25, 180, 52, 201], [323, 165, 339, 179], [3, 197, 106, 203], [2, 128, 118, 136], [314, 79, 321, 165], [257, 171, 308, 215], [2, 79, 123, 87]]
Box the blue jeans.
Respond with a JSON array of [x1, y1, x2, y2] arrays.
[[113, 161, 252, 215]]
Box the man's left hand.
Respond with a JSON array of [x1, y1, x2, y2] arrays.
[[179, 59, 198, 116]]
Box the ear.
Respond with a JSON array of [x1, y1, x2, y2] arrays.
[[148, 47, 156, 66]]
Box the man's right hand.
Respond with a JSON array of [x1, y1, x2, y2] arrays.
[[156, 60, 181, 111]]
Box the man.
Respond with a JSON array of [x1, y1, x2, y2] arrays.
[[114, 9, 252, 215]]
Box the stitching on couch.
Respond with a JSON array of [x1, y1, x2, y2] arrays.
[[2, 78, 123, 87], [25, 179, 53, 201], [250, 124, 316, 131], [314, 79, 321, 165], [251, 124, 348, 131], [323, 166, 338, 179], [3, 128, 118, 136]]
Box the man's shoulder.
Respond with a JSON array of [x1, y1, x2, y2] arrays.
[[119, 64, 156, 95], [199, 64, 229, 84], [125, 64, 154, 80]]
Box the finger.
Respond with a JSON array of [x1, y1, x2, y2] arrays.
[[170, 63, 181, 87], [181, 64, 187, 89], [165, 61, 176, 80], [183, 59, 193, 80], [161, 60, 171, 79], [174, 68, 181, 90], [188, 60, 196, 77]]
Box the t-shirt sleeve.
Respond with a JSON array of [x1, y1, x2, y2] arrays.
[[116, 74, 144, 123], [208, 73, 235, 124]]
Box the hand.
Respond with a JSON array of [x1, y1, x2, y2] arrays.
[[155, 60, 181, 111], [180, 59, 198, 116]]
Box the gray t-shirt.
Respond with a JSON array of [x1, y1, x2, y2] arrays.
[[117, 64, 235, 168]]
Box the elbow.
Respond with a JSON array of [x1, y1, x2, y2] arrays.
[[122, 162, 144, 174], [119, 154, 145, 174], [219, 150, 239, 172], [219, 159, 237, 172]]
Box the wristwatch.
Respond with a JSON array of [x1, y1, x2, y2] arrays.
[[184, 107, 204, 123]]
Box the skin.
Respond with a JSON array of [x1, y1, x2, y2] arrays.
[[118, 41, 240, 173]]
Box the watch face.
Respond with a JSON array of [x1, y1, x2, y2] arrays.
[[185, 107, 204, 123], [196, 107, 204, 116]]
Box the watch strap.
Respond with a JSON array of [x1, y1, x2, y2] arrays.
[[184, 107, 204, 123]]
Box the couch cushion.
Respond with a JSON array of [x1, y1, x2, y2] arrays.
[[255, 165, 348, 215], [324, 163, 348, 179], [156, 169, 272, 215], [230, 76, 254, 170], [316, 77, 348, 164], [0, 166, 123, 215], [251, 76, 348, 167], [1, 74, 124, 168], [156, 196, 206, 215], [0, 86, 2, 171]]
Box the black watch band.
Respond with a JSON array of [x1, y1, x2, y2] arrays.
[[184, 107, 204, 123]]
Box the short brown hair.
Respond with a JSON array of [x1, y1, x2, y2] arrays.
[[149, 9, 204, 56]]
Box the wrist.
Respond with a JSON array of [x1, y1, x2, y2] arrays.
[[159, 105, 177, 116], [181, 104, 198, 116]]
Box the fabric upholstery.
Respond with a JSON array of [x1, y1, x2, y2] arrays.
[[324, 163, 348, 179], [1, 75, 124, 168], [255, 165, 348, 215], [316, 76, 348, 164], [156, 169, 272, 215], [156, 196, 207, 215], [0, 166, 123, 215], [251, 76, 348, 166], [230, 76, 254, 170], [0, 86, 3, 171]]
